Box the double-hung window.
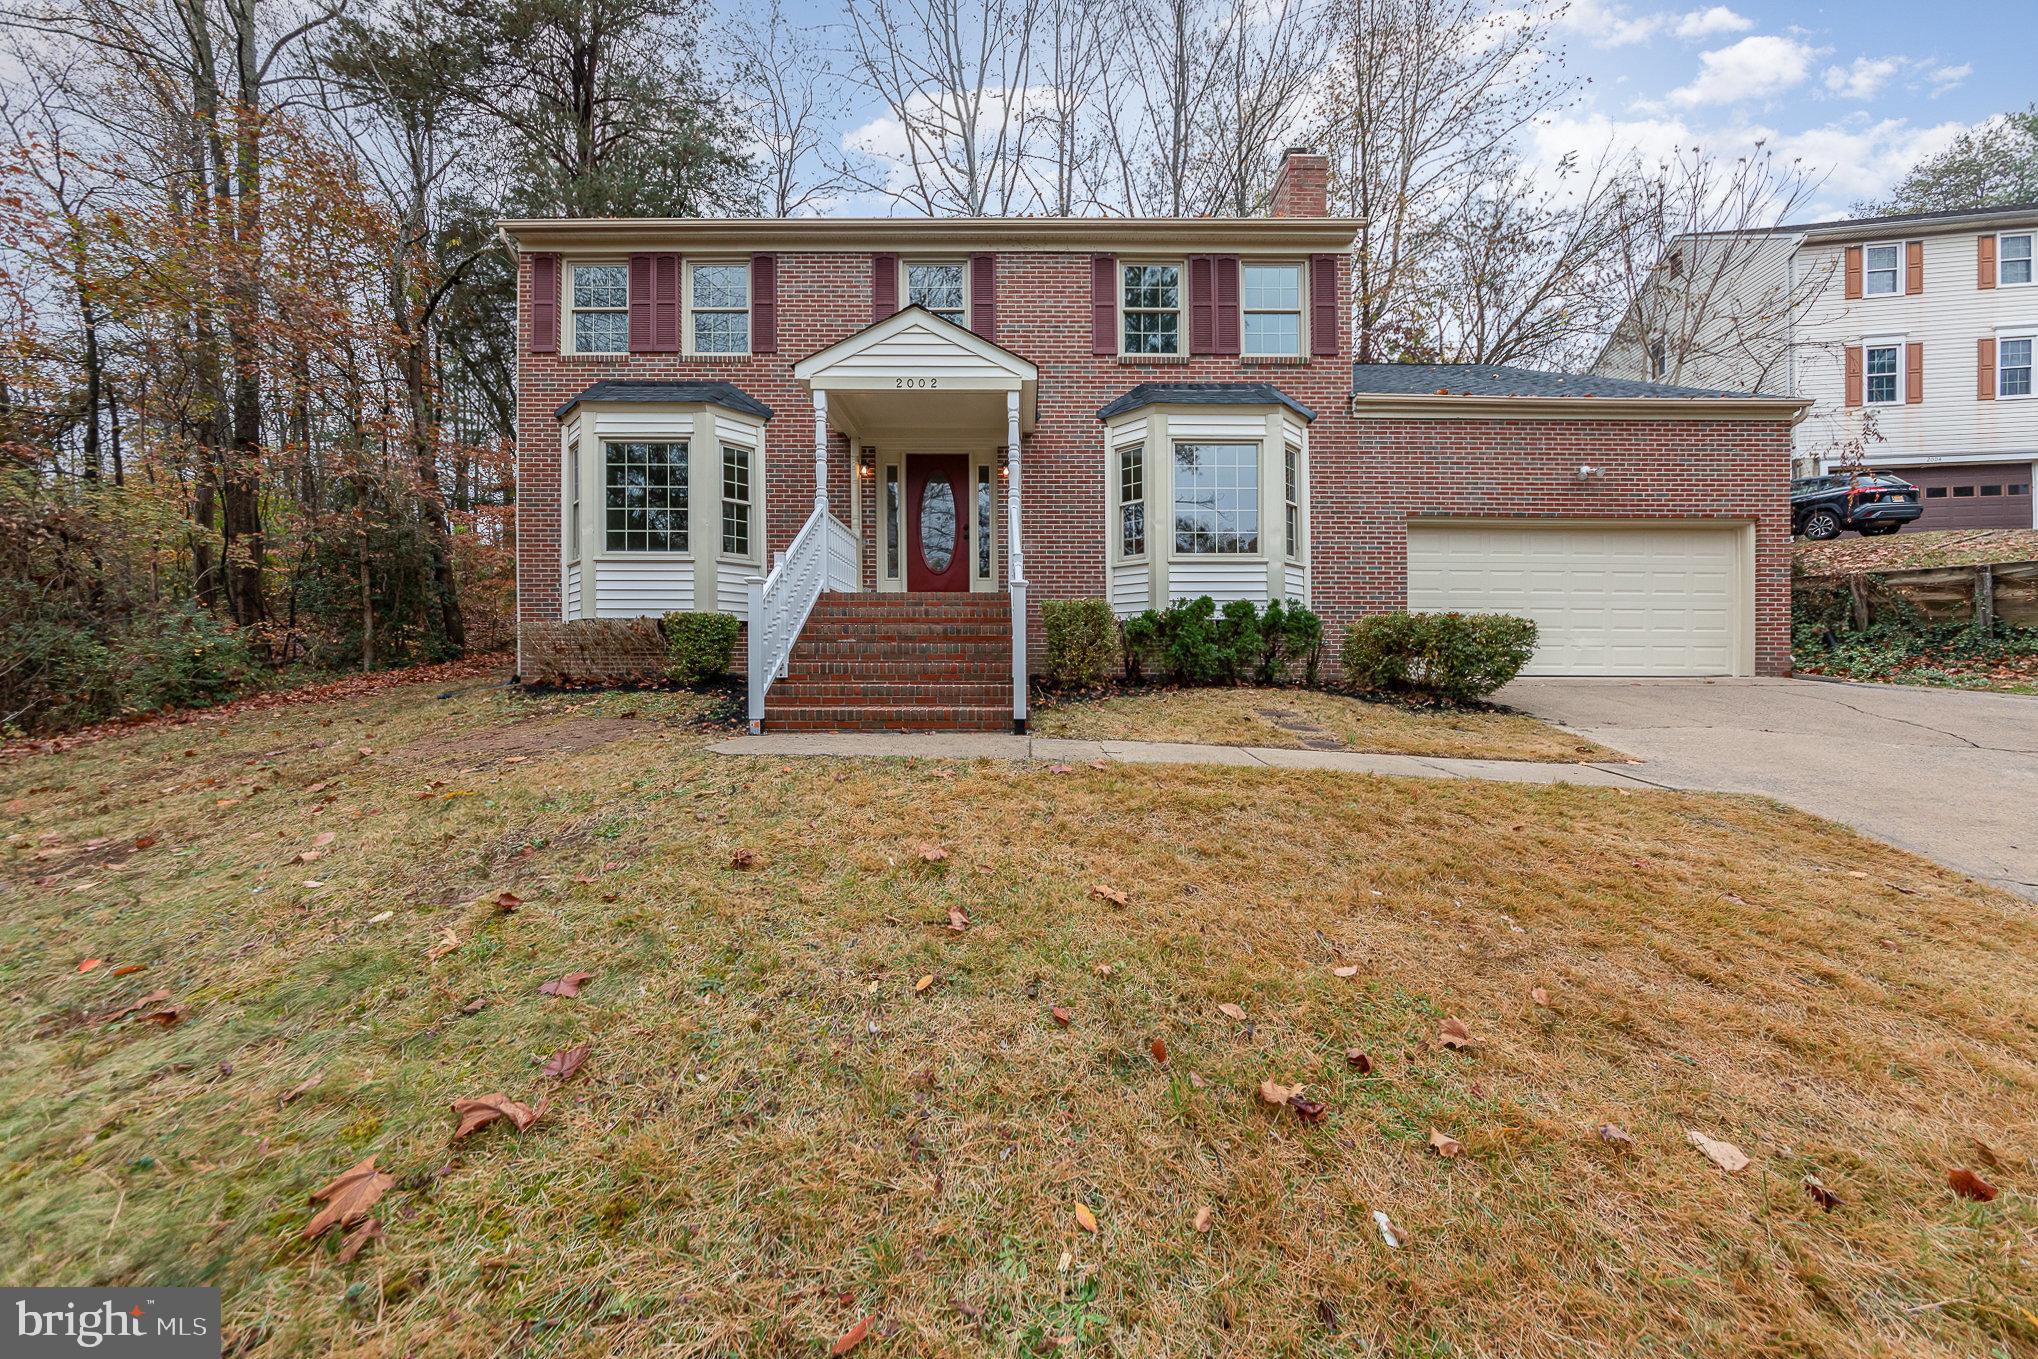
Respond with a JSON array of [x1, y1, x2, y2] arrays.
[[1172, 441, 1258, 554], [1117, 446, 1146, 557], [570, 264, 628, 354], [721, 445, 752, 556], [2000, 233, 2034, 286], [2001, 336, 2034, 398], [566, 444, 582, 559], [1863, 243, 1900, 296], [1863, 343, 1901, 405], [690, 262, 750, 353], [605, 441, 688, 553], [1284, 445, 1301, 560], [907, 261, 967, 325], [1122, 264, 1182, 355], [1242, 263, 1303, 356]]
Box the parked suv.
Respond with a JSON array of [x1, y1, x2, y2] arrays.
[[1791, 472, 1924, 539]]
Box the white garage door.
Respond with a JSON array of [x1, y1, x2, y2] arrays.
[[1405, 522, 1746, 676]]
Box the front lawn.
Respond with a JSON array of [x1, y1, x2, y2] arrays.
[[1031, 685, 1622, 762], [4, 673, 2034, 1358]]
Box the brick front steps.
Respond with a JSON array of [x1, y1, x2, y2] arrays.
[[762, 592, 1016, 732]]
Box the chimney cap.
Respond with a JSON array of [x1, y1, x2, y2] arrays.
[[1283, 146, 1319, 158]]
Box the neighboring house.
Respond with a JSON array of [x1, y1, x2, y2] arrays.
[[502, 151, 1804, 734], [1598, 204, 2038, 531]]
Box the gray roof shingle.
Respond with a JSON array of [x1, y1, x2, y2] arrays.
[[554, 380, 775, 421], [1350, 363, 1775, 401], [1096, 382, 1317, 422]]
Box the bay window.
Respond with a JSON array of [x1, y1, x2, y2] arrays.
[[721, 444, 753, 556], [1122, 264, 1182, 355], [1284, 445, 1301, 560], [605, 441, 688, 552], [1118, 446, 1146, 557], [1173, 441, 1259, 554], [570, 264, 628, 354]]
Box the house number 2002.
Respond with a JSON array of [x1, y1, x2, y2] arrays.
[[894, 376, 938, 389]]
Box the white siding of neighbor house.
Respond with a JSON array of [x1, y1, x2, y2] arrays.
[[595, 558, 694, 618], [1110, 562, 1148, 618], [1595, 233, 1800, 394]]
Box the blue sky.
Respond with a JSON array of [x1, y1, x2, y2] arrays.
[[765, 0, 2020, 222]]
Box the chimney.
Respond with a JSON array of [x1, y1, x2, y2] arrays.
[[1269, 147, 1329, 218]]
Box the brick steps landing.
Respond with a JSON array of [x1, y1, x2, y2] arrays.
[[763, 592, 1015, 732]]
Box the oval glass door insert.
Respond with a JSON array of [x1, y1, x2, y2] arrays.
[[920, 478, 957, 573]]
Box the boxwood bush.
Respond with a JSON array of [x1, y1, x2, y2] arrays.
[[1339, 611, 1537, 703], [660, 611, 740, 685], [1041, 598, 1120, 688], [1120, 596, 1323, 686]]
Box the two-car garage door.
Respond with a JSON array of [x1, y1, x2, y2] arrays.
[[1406, 522, 1750, 676]]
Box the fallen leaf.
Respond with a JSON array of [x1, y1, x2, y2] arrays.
[[1193, 1205, 1212, 1233], [946, 906, 970, 933], [540, 1042, 590, 1081], [730, 849, 757, 869], [1803, 1174, 1840, 1211], [1346, 1049, 1373, 1074], [917, 843, 949, 863], [1073, 1201, 1098, 1233], [1437, 1017, 1474, 1050], [366, 910, 392, 924], [312, 831, 336, 848], [138, 1004, 185, 1026], [1187, 1071, 1206, 1090], [1258, 1079, 1297, 1107], [538, 970, 595, 998], [1331, 965, 1359, 978], [461, 997, 487, 1014], [1428, 1128, 1463, 1158], [1217, 1002, 1247, 1022], [1971, 1137, 2003, 1170], [1686, 1128, 1750, 1175], [335, 1217, 383, 1264], [300, 1156, 394, 1241], [1048, 763, 1074, 774], [133, 834, 158, 850], [426, 929, 460, 961], [493, 891, 523, 913], [1090, 883, 1128, 907], [77, 958, 103, 974], [914, 974, 935, 994], [1598, 1123, 1634, 1148], [1948, 1167, 1998, 1202], [110, 964, 145, 977], [831, 1316, 872, 1356], [281, 1072, 322, 1104], [451, 1092, 546, 1141], [1530, 986, 1551, 1008], [1051, 1005, 1071, 1027], [1150, 1037, 1168, 1064], [1289, 1092, 1329, 1123], [1372, 1210, 1402, 1248], [96, 988, 170, 1024], [294, 849, 323, 864]]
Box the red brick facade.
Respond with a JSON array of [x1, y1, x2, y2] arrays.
[[513, 228, 1794, 681]]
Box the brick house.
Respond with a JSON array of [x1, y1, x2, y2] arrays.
[[503, 151, 1806, 732]]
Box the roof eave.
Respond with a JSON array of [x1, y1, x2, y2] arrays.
[[498, 216, 1363, 254], [1347, 392, 1812, 423]]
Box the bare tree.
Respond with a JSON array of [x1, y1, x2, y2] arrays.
[[730, 0, 846, 216], [1193, 0, 1321, 216], [1021, 0, 1109, 214]]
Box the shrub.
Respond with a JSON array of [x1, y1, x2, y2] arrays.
[[119, 603, 259, 713], [661, 611, 740, 685], [1340, 611, 1537, 703], [1255, 598, 1324, 685], [1119, 596, 1324, 687], [1042, 599, 1120, 688]]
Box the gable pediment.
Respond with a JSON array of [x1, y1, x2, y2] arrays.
[[793, 306, 1038, 389]]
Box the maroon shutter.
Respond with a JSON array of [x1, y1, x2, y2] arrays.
[[1214, 255, 1241, 355], [652, 253, 681, 352], [1091, 254, 1117, 355], [627, 253, 654, 352], [969, 252, 997, 339], [529, 253, 558, 354], [872, 253, 898, 321], [750, 253, 778, 354], [1309, 254, 1337, 356], [1187, 255, 1215, 354]]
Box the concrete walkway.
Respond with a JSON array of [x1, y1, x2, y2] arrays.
[[708, 731, 1655, 787]]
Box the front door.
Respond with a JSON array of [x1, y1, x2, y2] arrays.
[[906, 454, 970, 591]]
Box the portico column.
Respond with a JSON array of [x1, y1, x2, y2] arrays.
[[813, 387, 829, 514], [1006, 387, 1028, 731]]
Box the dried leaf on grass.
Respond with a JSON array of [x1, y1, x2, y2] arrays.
[[914, 974, 935, 994], [538, 970, 594, 998], [300, 1156, 394, 1241], [1948, 1167, 1998, 1202], [281, 1072, 322, 1105], [1090, 883, 1128, 907], [1150, 1037, 1168, 1065], [426, 929, 459, 960], [1331, 965, 1359, 978], [1437, 1017, 1475, 1051], [729, 849, 757, 869], [493, 891, 523, 913], [946, 907, 970, 934], [1530, 986, 1551, 1008], [916, 843, 949, 863], [1051, 1005, 1072, 1027], [451, 1092, 547, 1141], [1598, 1123, 1634, 1148], [1372, 1210, 1402, 1248], [1686, 1128, 1750, 1175], [1072, 1201, 1098, 1233], [1193, 1206, 1212, 1234], [540, 1043, 590, 1081], [76, 958, 102, 974], [1428, 1129, 1463, 1158], [336, 1218, 383, 1264], [1258, 1080, 1328, 1123], [831, 1316, 872, 1355], [1217, 1002, 1247, 1022], [95, 988, 170, 1024], [1346, 1049, 1373, 1074], [1803, 1174, 1840, 1211]]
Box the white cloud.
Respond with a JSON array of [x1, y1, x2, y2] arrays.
[[1823, 56, 1900, 100], [1559, 0, 1667, 48], [1673, 6, 1753, 39], [1926, 62, 1972, 95], [1669, 34, 1820, 107], [1768, 117, 1970, 209]]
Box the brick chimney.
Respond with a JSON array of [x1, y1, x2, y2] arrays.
[[1269, 147, 1329, 218]]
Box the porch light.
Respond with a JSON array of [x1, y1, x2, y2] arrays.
[[858, 450, 876, 479]]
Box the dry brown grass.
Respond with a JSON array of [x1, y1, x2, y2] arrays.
[[1033, 685, 1622, 762], [2, 672, 2034, 1358], [1795, 528, 2038, 576]]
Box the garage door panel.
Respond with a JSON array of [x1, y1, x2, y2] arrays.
[[1406, 522, 1745, 677]]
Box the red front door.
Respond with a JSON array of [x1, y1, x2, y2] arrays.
[[906, 455, 971, 592]]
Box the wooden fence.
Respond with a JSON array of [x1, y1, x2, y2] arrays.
[[1796, 561, 2038, 630]]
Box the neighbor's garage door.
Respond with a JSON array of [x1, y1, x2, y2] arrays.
[[1406, 522, 1746, 676], [1885, 464, 2033, 531]]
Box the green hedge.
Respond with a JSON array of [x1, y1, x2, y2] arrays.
[[660, 611, 740, 685], [1120, 596, 1323, 687], [1339, 611, 1537, 703], [1041, 599, 1120, 688]]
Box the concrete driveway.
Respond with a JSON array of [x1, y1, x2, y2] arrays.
[[1500, 676, 2038, 900]]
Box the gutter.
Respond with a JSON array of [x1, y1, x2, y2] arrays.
[[1347, 392, 1814, 424], [496, 216, 1364, 254]]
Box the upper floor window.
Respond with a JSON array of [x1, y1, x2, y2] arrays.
[[907, 261, 967, 325], [1864, 343, 1901, 405], [1863, 243, 1900, 296], [2000, 233, 2034, 287], [571, 264, 628, 354], [1242, 263, 1303, 356], [1647, 339, 1668, 381], [605, 441, 687, 553], [689, 263, 749, 354], [1123, 263, 1182, 355], [1117, 445, 1146, 557], [2001, 336, 2034, 398], [1173, 441, 1258, 554]]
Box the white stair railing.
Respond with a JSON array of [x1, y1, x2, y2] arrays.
[[746, 504, 859, 732]]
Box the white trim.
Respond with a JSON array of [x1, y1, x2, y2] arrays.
[[1997, 231, 2035, 288], [1860, 333, 1905, 406], [792, 305, 1038, 384], [1860, 239, 1903, 297]]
